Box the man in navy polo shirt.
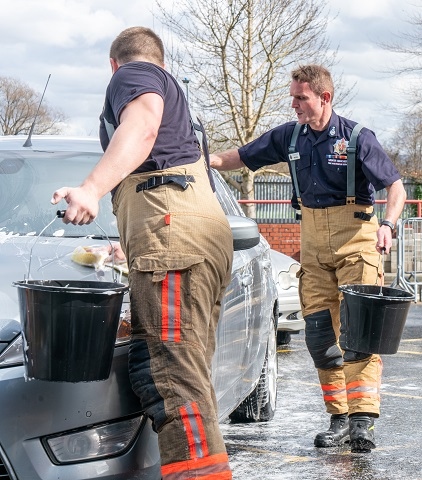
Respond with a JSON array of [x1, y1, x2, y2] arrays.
[[211, 64, 406, 453]]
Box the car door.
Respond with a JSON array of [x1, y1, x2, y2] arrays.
[[211, 170, 267, 414]]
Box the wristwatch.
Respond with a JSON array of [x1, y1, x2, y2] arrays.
[[381, 220, 395, 231]]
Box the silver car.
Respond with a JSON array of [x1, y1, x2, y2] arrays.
[[270, 249, 304, 345], [0, 135, 278, 480]]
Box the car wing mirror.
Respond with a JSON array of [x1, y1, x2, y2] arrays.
[[226, 215, 260, 251]]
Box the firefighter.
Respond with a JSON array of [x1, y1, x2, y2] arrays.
[[52, 26, 233, 479], [211, 64, 406, 453]]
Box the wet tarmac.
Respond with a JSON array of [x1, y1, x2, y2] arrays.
[[222, 303, 422, 479]]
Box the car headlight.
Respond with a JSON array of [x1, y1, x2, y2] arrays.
[[116, 302, 131, 343], [0, 299, 131, 368], [278, 263, 300, 290], [44, 415, 144, 464], [0, 335, 23, 367]]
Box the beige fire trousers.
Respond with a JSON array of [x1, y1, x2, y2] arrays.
[[299, 204, 383, 416], [112, 158, 233, 479]]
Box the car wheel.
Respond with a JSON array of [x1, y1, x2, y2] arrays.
[[277, 330, 291, 345], [229, 313, 278, 423]]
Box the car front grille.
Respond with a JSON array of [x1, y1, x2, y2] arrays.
[[0, 452, 12, 480]]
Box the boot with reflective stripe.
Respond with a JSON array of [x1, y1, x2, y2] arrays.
[[350, 415, 376, 453], [314, 413, 350, 447]]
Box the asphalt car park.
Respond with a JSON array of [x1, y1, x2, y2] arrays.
[[0, 135, 290, 480], [223, 303, 422, 479]]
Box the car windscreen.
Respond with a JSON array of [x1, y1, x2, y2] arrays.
[[212, 169, 244, 217], [0, 150, 119, 238]]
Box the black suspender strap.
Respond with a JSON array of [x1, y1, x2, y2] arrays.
[[288, 122, 303, 207], [345, 123, 363, 205], [288, 122, 364, 208]]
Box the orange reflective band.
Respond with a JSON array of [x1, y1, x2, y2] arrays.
[[347, 380, 378, 390], [180, 402, 209, 459], [173, 272, 181, 342], [347, 392, 380, 400], [191, 402, 209, 458], [321, 383, 345, 392], [162, 274, 169, 341], [323, 395, 347, 402], [321, 384, 346, 400], [161, 452, 232, 479]]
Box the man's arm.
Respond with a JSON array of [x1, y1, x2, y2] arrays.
[[376, 179, 407, 254], [51, 93, 164, 225], [210, 149, 245, 171]]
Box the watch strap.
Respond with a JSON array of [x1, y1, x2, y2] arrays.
[[381, 220, 395, 231]]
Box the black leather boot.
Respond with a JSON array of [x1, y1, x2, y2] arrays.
[[314, 413, 350, 447], [349, 415, 376, 453]]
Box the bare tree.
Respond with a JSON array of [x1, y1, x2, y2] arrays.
[[379, 6, 421, 107], [386, 108, 422, 181], [156, 0, 351, 216], [0, 76, 66, 136], [378, 5, 422, 178], [378, 7, 421, 76]]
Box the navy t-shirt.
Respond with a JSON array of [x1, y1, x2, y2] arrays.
[[99, 61, 202, 175], [239, 111, 401, 209]]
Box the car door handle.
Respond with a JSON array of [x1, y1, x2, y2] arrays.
[[242, 274, 253, 287]]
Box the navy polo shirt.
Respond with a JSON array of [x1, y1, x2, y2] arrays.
[[99, 62, 201, 174], [239, 111, 401, 209]]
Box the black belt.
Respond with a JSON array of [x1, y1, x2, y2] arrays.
[[306, 204, 375, 221], [136, 175, 195, 192]]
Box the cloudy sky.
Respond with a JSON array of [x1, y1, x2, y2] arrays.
[[0, 0, 418, 144]]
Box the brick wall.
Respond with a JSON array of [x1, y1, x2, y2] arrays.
[[258, 223, 396, 274], [258, 223, 301, 262]]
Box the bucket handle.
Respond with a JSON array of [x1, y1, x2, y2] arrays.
[[375, 248, 386, 293], [26, 210, 118, 283]]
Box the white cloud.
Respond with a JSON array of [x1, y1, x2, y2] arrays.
[[0, 0, 418, 143], [325, 0, 418, 143]]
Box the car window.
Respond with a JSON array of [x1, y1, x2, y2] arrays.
[[0, 150, 119, 238], [0, 148, 243, 238], [212, 169, 244, 217]]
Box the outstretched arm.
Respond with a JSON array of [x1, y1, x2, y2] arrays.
[[210, 149, 245, 171]]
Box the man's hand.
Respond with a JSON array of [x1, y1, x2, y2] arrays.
[[376, 225, 393, 254], [51, 186, 99, 225], [106, 242, 127, 264]]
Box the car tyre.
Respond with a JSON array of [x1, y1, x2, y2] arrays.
[[277, 330, 291, 345], [229, 313, 278, 423]]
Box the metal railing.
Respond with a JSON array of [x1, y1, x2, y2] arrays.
[[228, 176, 422, 223], [237, 199, 422, 222], [392, 218, 422, 302]]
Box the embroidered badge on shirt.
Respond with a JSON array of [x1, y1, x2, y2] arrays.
[[326, 137, 348, 166]]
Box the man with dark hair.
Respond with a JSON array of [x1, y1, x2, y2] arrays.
[[52, 26, 233, 479], [211, 64, 406, 453]]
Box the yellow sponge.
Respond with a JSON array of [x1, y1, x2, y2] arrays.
[[71, 246, 109, 269], [71, 245, 129, 276]]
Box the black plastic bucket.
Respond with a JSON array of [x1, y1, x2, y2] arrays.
[[339, 284, 413, 355], [13, 280, 129, 382]]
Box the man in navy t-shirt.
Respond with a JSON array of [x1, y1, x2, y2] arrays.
[[52, 26, 233, 480]]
